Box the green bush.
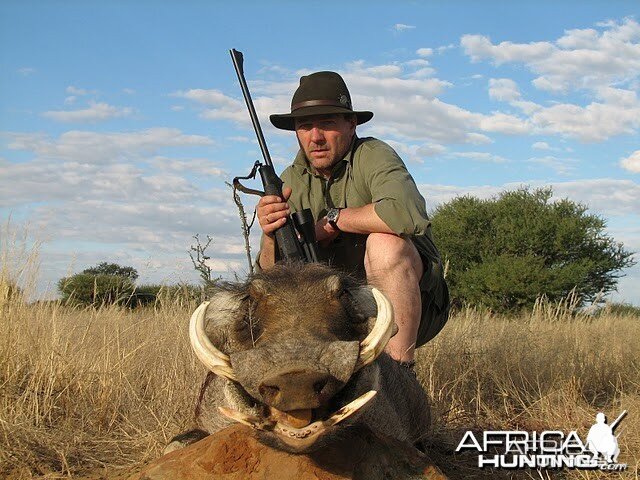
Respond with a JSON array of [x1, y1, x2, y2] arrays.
[[129, 283, 204, 308], [431, 187, 635, 312], [599, 302, 640, 317], [82, 262, 139, 280], [58, 273, 136, 307]]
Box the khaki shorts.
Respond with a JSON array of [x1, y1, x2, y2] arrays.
[[323, 232, 451, 347], [415, 253, 450, 347]]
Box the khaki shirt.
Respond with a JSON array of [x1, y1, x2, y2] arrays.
[[264, 136, 441, 278]]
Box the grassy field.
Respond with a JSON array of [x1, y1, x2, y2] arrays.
[[1, 236, 638, 478]]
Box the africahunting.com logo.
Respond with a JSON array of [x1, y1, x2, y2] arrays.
[[456, 410, 628, 472]]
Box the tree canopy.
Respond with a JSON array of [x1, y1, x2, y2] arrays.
[[58, 262, 138, 307], [430, 187, 635, 312], [82, 262, 138, 280]]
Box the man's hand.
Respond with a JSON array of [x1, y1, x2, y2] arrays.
[[257, 187, 292, 238], [315, 216, 339, 246]]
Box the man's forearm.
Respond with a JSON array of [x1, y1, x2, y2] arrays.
[[335, 204, 395, 235], [265, 203, 396, 267], [258, 234, 277, 269]]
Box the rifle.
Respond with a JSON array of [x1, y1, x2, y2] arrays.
[[229, 49, 319, 263], [610, 410, 627, 433]]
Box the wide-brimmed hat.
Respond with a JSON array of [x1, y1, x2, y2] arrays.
[[270, 71, 373, 131]]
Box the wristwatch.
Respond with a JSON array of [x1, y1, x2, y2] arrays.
[[326, 208, 341, 231]]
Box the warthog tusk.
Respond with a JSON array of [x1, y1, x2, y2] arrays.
[[274, 390, 377, 439], [354, 288, 395, 371], [189, 301, 237, 381], [218, 390, 378, 441], [322, 390, 377, 427], [218, 406, 267, 429]]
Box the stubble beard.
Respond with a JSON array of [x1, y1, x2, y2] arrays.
[[297, 135, 354, 178]]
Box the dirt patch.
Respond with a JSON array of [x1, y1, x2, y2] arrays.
[[127, 424, 448, 480]]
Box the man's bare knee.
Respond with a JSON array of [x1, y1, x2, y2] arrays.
[[364, 233, 423, 280]]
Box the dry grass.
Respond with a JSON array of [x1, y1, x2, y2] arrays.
[[1, 227, 638, 478], [0, 295, 205, 478], [418, 305, 640, 479]]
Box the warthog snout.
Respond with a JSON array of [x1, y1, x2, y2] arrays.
[[259, 371, 334, 410]]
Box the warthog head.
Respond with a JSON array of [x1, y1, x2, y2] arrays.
[[190, 262, 398, 452]]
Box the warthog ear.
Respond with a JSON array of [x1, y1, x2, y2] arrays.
[[325, 274, 342, 296], [248, 278, 268, 298], [202, 289, 247, 353]]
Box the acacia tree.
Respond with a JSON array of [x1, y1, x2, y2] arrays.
[[430, 187, 635, 312], [58, 262, 138, 307], [81, 262, 139, 280]]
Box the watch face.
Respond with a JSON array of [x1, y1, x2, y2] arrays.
[[327, 208, 339, 223]]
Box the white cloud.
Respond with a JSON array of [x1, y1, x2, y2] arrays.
[[173, 43, 637, 146], [0, 151, 245, 258], [404, 59, 431, 67], [488, 78, 521, 101], [510, 100, 542, 115], [204, 258, 246, 273], [436, 44, 456, 54], [407, 67, 436, 79], [552, 178, 640, 216], [172, 88, 285, 129], [42, 101, 133, 123], [227, 136, 254, 144], [66, 86, 91, 96], [7, 128, 213, 164], [529, 91, 640, 142], [346, 62, 403, 78], [385, 140, 446, 163], [461, 18, 640, 94], [175, 62, 503, 145], [172, 88, 243, 108], [621, 150, 640, 173], [526, 155, 576, 175], [461, 34, 555, 64], [532, 141, 551, 150], [420, 178, 640, 216], [362, 96, 485, 144], [2, 141, 256, 294], [466, 133, 493, 144], [450, 151, 508, 163], [18, 67, 36, 76], [393, 23, 416, 33], [123, 88, 136, 95], [416, 47, 434, 57], [479, 112, 531, 135], [148, 156, 226, 177]]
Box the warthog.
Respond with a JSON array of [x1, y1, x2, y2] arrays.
[[168, 262, 431, 454]]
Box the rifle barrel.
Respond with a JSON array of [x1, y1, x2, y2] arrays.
[[229, 49, 273, 167], [610, 410, 627, 431]]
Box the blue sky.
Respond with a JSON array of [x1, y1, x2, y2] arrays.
[[1, 1, 639, 305]]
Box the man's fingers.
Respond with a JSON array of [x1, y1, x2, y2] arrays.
[[263, 217, 287, 235], [256, 188, 293, 236], [257, 195, 284, 210], [260, 202, 290, 216], [263, 209, 289, 223], [258, 205, 290, 234]]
